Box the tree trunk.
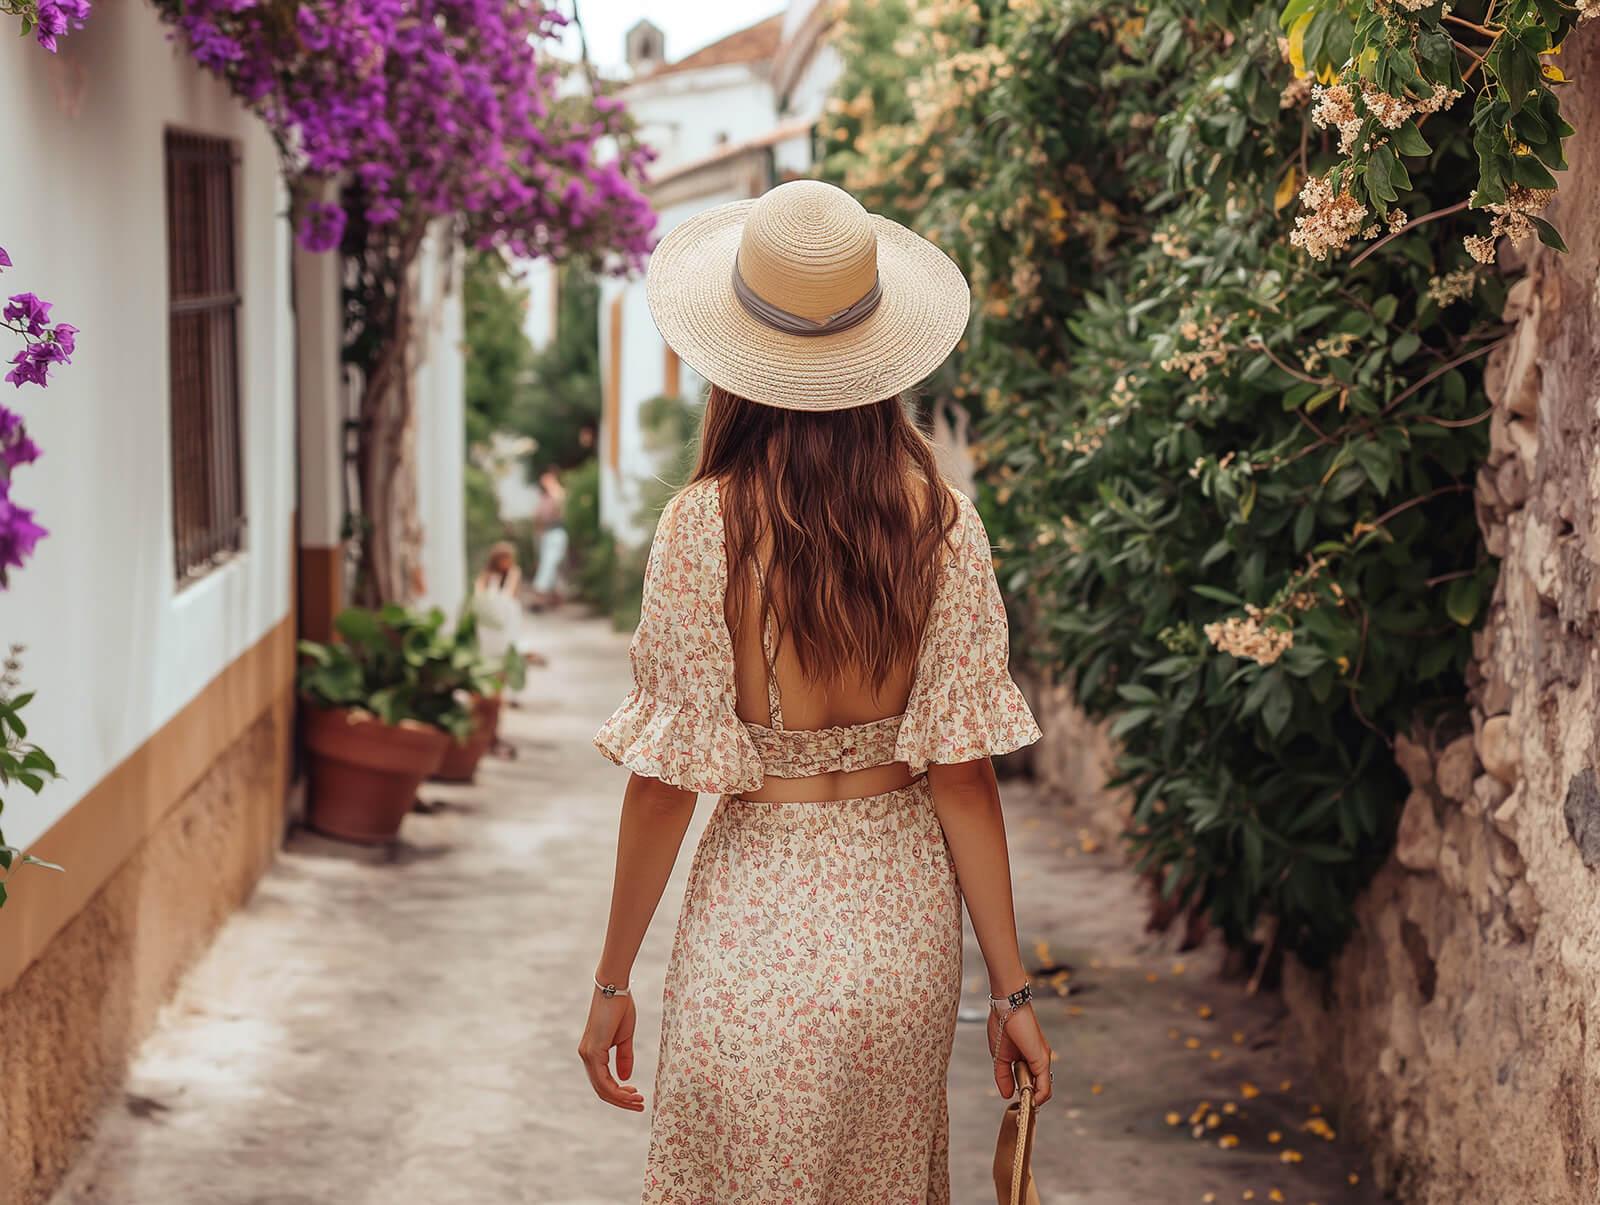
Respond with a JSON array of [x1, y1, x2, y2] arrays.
[[352, 232, 427, 608]]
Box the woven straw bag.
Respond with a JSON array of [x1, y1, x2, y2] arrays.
[[992, 1061, 1041, 1205]]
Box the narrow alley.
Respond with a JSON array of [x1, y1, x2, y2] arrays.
[[50, 611, 1383, 1205]]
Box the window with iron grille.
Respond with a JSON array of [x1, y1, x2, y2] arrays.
[[165, 130, 245, 583]]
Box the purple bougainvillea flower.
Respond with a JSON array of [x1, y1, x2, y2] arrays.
[[0, 247, 10, 271], [298, 201, 347, 254], [32, 0, 92, 53], [0, 482, 47, 576], [3, 293, 52, 337], [0, 407, 39, 471], [5, 349, 48, 389], [155, 0, 656, 267]]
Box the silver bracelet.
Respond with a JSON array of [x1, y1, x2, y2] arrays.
[[594, 978, 631, 998], [988, 981, 1032, 1045]]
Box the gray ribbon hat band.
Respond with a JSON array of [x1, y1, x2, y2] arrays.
[[731, 256, 883, 337]]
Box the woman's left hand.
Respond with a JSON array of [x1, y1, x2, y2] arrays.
[[578, 989, 645, 1112]]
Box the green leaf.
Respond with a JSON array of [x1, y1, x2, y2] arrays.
[[1390, 120, 1431, 158], [1367, 145, 1398, 203], [1446, 576, 1482, 626], [1532, 216, 1568, 252], [1191, 584, 1245, 605], [1391, 332, 1421, 363], [1262, 673, 1294, 738]]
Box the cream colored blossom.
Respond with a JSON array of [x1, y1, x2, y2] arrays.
[[1010, 258, 1041, 299], [1280, 77, 1312, 109], [1290, 172, 1367, 260], [1427, 266, 1478, 307], [1464, 234, 1498, 264], [1311, 84, 1361, 154], [1464, 184, 1558, 264], [1205, 607, 1294, 667]]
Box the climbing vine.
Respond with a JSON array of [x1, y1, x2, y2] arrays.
[[1285, 0, 1590, 264], [824, 0, 1531, 962], [0, 244, 74, 905]]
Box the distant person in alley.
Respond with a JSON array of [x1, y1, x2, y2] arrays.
[[531, 467, 567, 608], [581, 179, 1053, 1203]]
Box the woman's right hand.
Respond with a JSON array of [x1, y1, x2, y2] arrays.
[[578, 988, 645, 1112], [988, 1002, 1054, 1106]]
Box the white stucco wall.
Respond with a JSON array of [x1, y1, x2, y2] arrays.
[[625, 67, 776, 174], [412, 236, 468, 618], [516, 258, 558, 354], [600, 188, 737, 548], [0, 5, 295, 850]]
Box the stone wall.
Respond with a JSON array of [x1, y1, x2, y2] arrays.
[[1013, 668, 1130, 851], [1282, 26, 1600, 1203], [0, 702, 289, 1205]]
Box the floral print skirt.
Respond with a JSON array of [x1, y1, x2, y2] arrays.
[[643, 781, 963, 1205]]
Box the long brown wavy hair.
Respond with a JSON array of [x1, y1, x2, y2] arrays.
[[690, 385, 959, 687]]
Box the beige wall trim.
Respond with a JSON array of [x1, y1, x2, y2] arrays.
[[298, 543, 345, 645], [0, 615, 295, 995]]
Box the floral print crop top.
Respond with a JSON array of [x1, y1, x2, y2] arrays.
[[593, 478, 1041, 794]]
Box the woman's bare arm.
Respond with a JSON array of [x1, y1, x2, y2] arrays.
[[927, 756, 1054, 1103], [595, 772, 696, 985], [579, 772, 696, 1111]]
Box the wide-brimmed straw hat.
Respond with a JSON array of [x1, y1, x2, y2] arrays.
[[645, 179, 971, 412]]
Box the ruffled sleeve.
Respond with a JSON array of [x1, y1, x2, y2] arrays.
[[895, 489, 1041, 775], [594, 480, 765, 794]]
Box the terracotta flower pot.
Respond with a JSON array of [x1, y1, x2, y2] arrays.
[[303, 707, 451, 844], [432, 692, 503, 784]]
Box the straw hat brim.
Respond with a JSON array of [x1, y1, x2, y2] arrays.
[[645, 200, 971, 412]]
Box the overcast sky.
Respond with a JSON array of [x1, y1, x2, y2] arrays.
[[559, 2, 785, 75]]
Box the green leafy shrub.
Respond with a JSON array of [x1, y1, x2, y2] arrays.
[[1282, 0, 1581, 264], [296, 606, 513, 738], [825, 0, 1517, 962], [0, 647, 61, 907]]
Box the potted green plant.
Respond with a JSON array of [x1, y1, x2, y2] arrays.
[[297, 606, 474, 843], [431, 610, 528, 784]]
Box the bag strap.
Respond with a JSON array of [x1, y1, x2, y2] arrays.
[[1010, 1061, 1034, 1205]]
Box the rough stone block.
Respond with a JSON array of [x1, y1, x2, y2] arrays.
[[1477, 715, 1520, 786], [1395, 790, 1443, 873], [1394, 733, 1433, 790], [1564, 768, 1600, 870], [1436, 735, 1478, 803]]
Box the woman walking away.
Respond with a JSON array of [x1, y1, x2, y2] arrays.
[[580, 179, 1052, 1204], [531, 467, 568, 607]]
